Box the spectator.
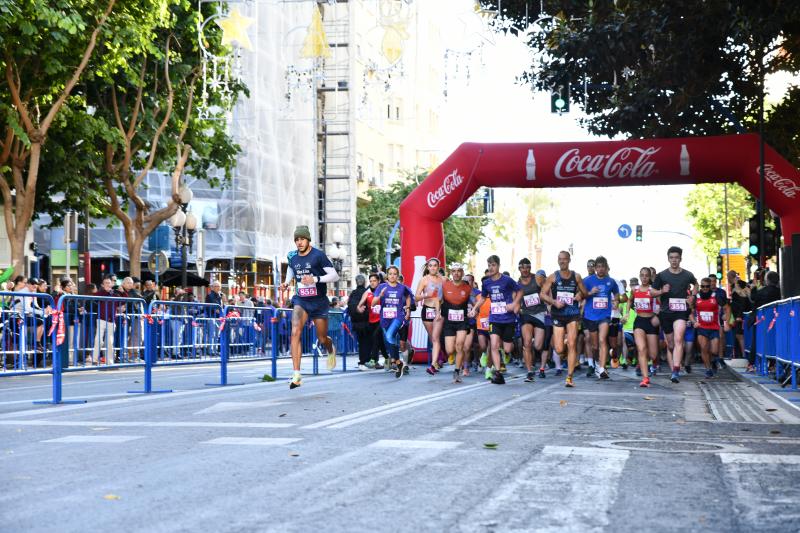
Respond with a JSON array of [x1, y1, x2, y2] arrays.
[[729, 279, 752, 359], [92, 276, 117, 365], [85, 283, 97, 296], [206, 280, 226, 309], [747, 271, 782, 371], [348, 274, 372, 371], [142, 279, 157, 305], [122, 277, 143, 361], [55, 278, 78, 366]]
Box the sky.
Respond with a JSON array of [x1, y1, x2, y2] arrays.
[[433, 0, 791, 282]]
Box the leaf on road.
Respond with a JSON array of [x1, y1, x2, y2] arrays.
[[643, 396, 655, 400], [289, 452, 300, 457], [770, 430, 781, 434], [559, 400, 568, 407], [766, 408, 778, 412], [103, 494, 121, 500], [261, 374, 275, 382], [278, 413, 287, 417], [483, 443, 498, 449]]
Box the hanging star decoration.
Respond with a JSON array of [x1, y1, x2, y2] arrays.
[[301, 5, 331, 59], [216, 7, 254, 51]]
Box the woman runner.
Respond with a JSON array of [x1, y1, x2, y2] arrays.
[[631, 267, 659, 387], [440, 264, 471, 382], [416, 258, 445, 373]]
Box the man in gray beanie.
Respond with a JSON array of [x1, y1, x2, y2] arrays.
[[279, 225, 340, 388]]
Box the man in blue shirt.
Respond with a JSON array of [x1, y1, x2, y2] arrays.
[[279, 226, 340, 389], [582, 256, 625, 379], [470, 255, 521, 385]]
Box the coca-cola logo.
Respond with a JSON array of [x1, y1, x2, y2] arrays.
[[761, 164, 799, 199], [427, 169, 464, 208], [555, 146, 660, 180]]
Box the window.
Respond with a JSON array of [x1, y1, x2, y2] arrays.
[[395, 106, 400, 120], [387, 104, 391, 119], [379, 163, 384, 186]]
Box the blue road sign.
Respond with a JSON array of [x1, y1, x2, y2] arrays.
[[618, 224, 632, 239]]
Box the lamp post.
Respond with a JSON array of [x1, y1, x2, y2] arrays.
[[170, 186, 197, 289]]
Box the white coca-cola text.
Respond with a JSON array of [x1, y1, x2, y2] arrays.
[[427, 169, 464, 208], [554, 146, 660, 180], [761, 164, 799, 199]]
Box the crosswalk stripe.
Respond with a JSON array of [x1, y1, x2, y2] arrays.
[[41, 435, 143, 443], [369, 439, 461, 450], [719, 453, 800, 464], [202, 437, 302, 446]]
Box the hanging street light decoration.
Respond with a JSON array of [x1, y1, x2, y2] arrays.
[[216, 6, 255, 50], [301, 5, 332, 59]]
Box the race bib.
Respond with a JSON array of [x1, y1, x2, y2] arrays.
[[298, 285, 317, 297], [523, 293, 540, 307], [634, 298, 651, 311], [490, 301, 508, 315], [592, 297, 608, 310], [556, 291, 574, 306], [698, 311, 714, 324], [668, 298, 687, 312], [425, 307, 437, 320], [479, 317, 489, 330], [382, 307, 397, 320], [448, 309, 465, 322], [371, 305, 381, 315]]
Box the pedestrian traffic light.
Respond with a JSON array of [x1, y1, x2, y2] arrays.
[[550, 82, 570, 114], [748, 214, 760, 259], [716, 255, 723, 280], [763, 227, 776, 257], [635, 225, 642, 242]]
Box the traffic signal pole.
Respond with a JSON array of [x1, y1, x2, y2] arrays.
[[758, 43, 766, 268]]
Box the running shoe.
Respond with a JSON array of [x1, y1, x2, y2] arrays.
[[395, 360, 405, 378], [462, 367, 470, 377], [448, 354, 455, 365], [619, 355, 628, 366], [704, 369, 714, 379], [366, 360, 376, 369], [453, 369, 462, 383], [479, 353, 489, 368], [684, 364, 692, 374], [586, 365, 595, 378], [635, 367, 642, 377], [390, 363, 398, 373], [499, 364, 507, 373], [358, 364, 368, 371], [598, 370, 610, 380], [524, 371, 535, 383], [374, 363, 385, 370], [565, 375, 575, 388], [718, 358, 728, 369], [326, 343, 337, 371], [649, 364, 658, 376], [426, 365, 437, 375], [670, 371, 680, 383], [491, 371, 506, 385], [611, 358, 620, 369], [538, 368, 546, 379], [502, 350, 511, 365], [485, 367, 493, 380], [290, 373, 302, 389], [403, 365, 410, 375], [555, 368, 563, 377], [639, 377, 651, 388]]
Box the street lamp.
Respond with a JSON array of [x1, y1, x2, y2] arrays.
[[170, 185, 196, 289]]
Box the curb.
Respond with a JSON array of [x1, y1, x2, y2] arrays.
[[728, 366, 800, 414]]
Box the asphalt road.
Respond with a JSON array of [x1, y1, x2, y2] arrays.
[[2, 359, 800, 533]]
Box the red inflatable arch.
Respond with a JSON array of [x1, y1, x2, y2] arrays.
[[400, 133, 800, 288]]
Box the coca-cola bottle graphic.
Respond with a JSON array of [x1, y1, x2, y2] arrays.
[[526, 148, 536, 181], [680, 144, 690, 176]]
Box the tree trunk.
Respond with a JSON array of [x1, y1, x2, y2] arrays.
[[127, 233, 144, 279], [8, 235, 25, 278]]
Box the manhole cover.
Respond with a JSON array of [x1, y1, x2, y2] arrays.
[[592, 439, 745, 454]]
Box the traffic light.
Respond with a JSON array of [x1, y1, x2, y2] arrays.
[[716, 255, 724, 280], [635, 225, 643, 242], [763, 227, 776, 257], [550, 81, 570, 114], [747, 214, 760, 259]]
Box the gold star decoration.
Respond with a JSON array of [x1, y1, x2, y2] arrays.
[[216, 7, 254, 51]]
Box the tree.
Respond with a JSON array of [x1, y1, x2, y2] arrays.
[[0, 0, 117, 274], [87, 1, 242, 278], [489, 1, 800, 149], [356, 174, 489, 269], [685, 183, 755, 259]]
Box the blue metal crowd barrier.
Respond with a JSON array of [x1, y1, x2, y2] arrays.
[[0, 292, 359, 403], [743, 295, 800, 391]]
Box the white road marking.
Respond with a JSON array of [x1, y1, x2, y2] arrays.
[[719, 453, 800, 464], [369, 439, 461, 450], [42, 435, 144, 443], [454, 381, 562, 427], [0, 420, 294, 429], [202, 437, 301, 446], [303, 382, 489, 430], [465, 446, 629, 533], [194, 399, 292, 415]]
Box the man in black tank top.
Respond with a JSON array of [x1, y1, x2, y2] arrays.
[[541, 251, 589, 388]]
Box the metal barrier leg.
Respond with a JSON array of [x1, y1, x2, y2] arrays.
[[129, 321, 171, 395], [207, 326, 243, 387], [271, 319, 279, 379], [33, 344, 85, 405]]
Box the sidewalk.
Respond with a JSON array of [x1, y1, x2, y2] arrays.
[[730, 363, 800, 409]]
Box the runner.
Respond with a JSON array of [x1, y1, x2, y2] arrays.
[[279, 225, 340, 389], [463, 273, 479, 376], [469, 255, 522, 385], [609, 276, 627, 368], [440, 263, 471, 383], [357, 266, 411, 378], [631, 267, 659, 387], [415, 258, 444, 373], [540, 251, 589, 388], [397, 274, 413, 371], [707, 275, 729, 369], [578, 258, 596, 372], [517, 258, 547, 382], [651, 246, 698, 383], [474, 274, 492, 379], [694, 277, 731, 379], [582, 256, 624, 379]]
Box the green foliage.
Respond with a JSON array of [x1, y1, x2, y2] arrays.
[[491, 1, 800, 148], [685, 183, 755, 259], [356, 173, 489, 269]]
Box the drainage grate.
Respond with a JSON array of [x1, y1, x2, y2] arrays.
[[699, 381, 800, 424], [592, 438, 743, 454]]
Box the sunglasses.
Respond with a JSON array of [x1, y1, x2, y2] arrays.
[[700, 285, 710, 289]]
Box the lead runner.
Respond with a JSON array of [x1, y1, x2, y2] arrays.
[[279, 225, 340, 389]]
